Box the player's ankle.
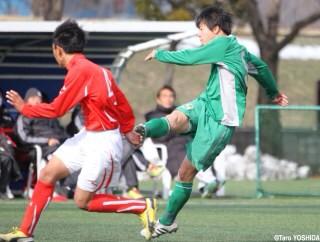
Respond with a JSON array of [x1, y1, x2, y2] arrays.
[[20, 227, 30, 237], [159, 213, 175, 226]]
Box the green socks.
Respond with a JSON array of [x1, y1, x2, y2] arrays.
[[145, 118, 192, 225], [145, 117, 170, 138], [159, 181, 193, 225]]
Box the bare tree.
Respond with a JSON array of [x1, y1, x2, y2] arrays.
[[32, 0, 64, 20], [230, 0, 320, 104], [226, 0, 320, 156]]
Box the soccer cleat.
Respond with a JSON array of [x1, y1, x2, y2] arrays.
[[152, 220, 178, 238], [6, 186, 14, 200], [147, 164, 165, 178], [134, 124, 147, 144], [125, 187, 144, 199], [201, 180, 226, 198], [138, 198, 157, 240], [0, 227, 34, 242]]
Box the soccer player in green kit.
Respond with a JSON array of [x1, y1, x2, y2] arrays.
[[136, 6, 288, 239]]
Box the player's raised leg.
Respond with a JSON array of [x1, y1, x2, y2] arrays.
[[152, 157, 197, 238], [135, 110, 189, 142], [67, 135, 157, 242], [72, 184, 157, 240], [0, 156, 70, 242]]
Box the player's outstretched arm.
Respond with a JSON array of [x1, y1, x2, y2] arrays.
[[246, 52, 288, 106], [9, 68, 86, 119], [144, 38, 227, 65]]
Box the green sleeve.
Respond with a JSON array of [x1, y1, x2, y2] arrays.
[[246, 52, 279, 99], [155, 37, 229, 65]]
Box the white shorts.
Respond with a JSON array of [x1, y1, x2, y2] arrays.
[[54, 128, 123, 192]]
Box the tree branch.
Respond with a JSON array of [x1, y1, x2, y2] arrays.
[[238, 0, 267, 46], [266, 0, 280, 40], [275, 11, 320, 53]]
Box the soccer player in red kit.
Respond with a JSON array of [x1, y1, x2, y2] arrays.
[[0, 20, 156, 242]]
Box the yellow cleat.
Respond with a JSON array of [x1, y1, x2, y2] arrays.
[[147, 164, 165, 178], [138, 198, 157, 240], [0, 227, 33, 242], [125, 187, 144, 199]]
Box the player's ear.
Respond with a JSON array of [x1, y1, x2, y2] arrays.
[[211, 25, 220, 34], [56, 45, 65, 57], [52, 44, 61, 56]]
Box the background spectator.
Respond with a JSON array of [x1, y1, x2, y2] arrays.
[[0, 90, 14, 128], [14, 88, 68, 161], [13, 88, 68, 200], [66, 105, 84, 136], [0, 131, 22, 199], [145, 85, 190, 179]]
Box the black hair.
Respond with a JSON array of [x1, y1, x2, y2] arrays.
[[156, 85, 176, 98], [196, 6, 233, 35], [52, 19, 86, 53]]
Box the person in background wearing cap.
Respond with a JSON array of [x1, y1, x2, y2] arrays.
[[14, 87, 69, 161], [14, 88, 69, 201]]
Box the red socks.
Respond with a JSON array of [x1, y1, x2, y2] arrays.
[[87, 194, 146, 214], [19, 183, 146, 236], [20, 180, 54, 236]]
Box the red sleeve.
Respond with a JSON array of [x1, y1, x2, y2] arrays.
[[110, 75, 135, 134], [21, 68, 86, 119]]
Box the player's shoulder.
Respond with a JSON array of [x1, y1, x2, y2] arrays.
[[76, 57, 96, 69], [206, 35, 235, 51], [70, 57, 101, 75]]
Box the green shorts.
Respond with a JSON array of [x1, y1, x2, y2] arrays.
[[177, 98, 235, 171]]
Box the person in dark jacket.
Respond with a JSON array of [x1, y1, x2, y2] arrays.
[[0, 90, 14, 128], [66, 105, 84, 136], [0, 130, 22, 199], [145, 85, 190, 178], [0, 90, 22, 199], [14, 88, 68, 160]]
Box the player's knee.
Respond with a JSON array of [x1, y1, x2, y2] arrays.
[[177, 169, 194, 182], [39, 168, 57, 185], [177, 162, 197, 182], [178, 171, 192, 182], [74, 196, 89, 210], [167, 112, 178, 129], [167, 111, 188, 132]]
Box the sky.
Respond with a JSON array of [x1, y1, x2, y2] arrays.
[[0, 0, 137, 18]]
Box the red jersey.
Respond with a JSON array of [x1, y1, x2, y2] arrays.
[[21, 54, 135, 133]]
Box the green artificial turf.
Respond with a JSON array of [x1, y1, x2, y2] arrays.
[[1, 195, 320, 242]]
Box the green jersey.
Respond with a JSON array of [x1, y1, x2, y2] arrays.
[[155, 35, 279, 127]]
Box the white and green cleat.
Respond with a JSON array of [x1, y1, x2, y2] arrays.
[[151, 220, 178, 238]]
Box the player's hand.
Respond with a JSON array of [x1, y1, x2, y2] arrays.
[[48, 138, 60, 146], [144, 49, 156, 61], [6, 90, 25, 112], [125, 131, 141, 146], [272, 93, 288, 106]]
